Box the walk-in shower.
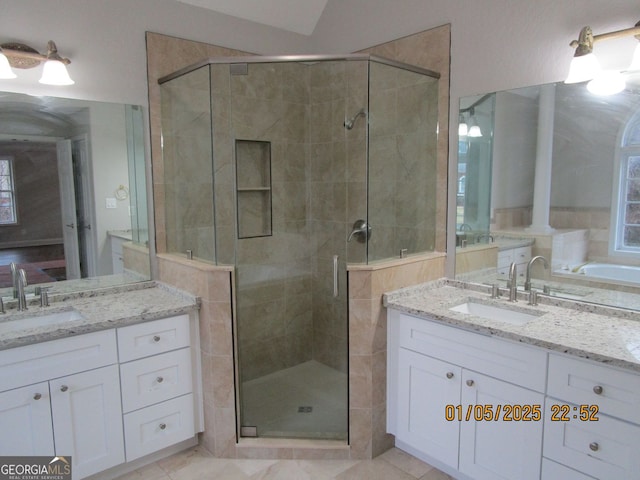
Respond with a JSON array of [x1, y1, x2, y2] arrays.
[[159, 54, 439, 441]]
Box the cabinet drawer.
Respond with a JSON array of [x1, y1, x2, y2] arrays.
[[0, 329, 117, 392], [117, 315, 190, 362], [497, 250, 513, 268], [548, 354, 640, 423], [543, 403, 640, 479], [399, 313, 547, 391], [512, 246, 531, 263], [123, 393, 195, 461], [120, 348, 192, 413], [541, 459, 596, 480]]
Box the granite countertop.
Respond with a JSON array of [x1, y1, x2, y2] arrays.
[[0, 281, 200, 350], [384, 279, 640, 373]]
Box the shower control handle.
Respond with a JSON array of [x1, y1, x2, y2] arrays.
[[347, 220, 372, 243]]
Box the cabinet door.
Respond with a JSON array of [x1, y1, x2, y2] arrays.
[[50, 365, 124, 479], [460, 370, 543, 480], [0, 382, 54, 455], [396, 348, 461, 469]]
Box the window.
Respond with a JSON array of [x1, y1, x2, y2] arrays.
[[613, 113, 640, 254], [0, 157, 17, 225]]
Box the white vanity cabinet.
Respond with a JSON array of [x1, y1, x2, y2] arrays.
[[0, 311, 202, 479], [0, 330, 124, 478], [0, 382, 55, 455], [542, 354, 640, 480], [497, 245, 531, 279], [118, 315, 197, 461], [49, 364, 125, 477], [388, 310, 546, 480]]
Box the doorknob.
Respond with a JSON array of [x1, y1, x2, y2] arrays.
[[66, 223, 75, 229]]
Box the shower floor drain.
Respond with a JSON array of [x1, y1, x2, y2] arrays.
[[298, 406, 313, 413]]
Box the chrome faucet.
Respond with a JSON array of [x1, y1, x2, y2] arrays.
[[10, 262, 18, 299], [475, 233, 494, 244], [507, 262, 518, 302], [17, 268, 28, 311], [525, 255, 549, 291]]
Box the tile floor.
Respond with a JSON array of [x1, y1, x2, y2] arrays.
[[241, 361, 348, 440], [115, 445, 454, 480]]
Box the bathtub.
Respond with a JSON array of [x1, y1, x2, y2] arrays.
[[573, 263, 640, 286]]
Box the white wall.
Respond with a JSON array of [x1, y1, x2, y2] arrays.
[[0, 0, 311, 105]]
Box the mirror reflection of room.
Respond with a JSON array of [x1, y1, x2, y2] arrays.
[[456, 73, 640, 311], [0, 93, 150, 292]]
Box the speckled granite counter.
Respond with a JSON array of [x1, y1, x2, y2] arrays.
[[383, 279, 640, 373], [0, 281, 199, 350]]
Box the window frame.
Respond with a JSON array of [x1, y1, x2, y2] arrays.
[[0, 156, 18, 226], [611, 113, 640, 256]]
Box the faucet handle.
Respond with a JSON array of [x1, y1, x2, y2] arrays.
[[39, 286, 51, 307]]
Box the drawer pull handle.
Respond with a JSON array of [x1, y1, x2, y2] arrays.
[[33, 393, 42, 400], [153, 335, 161, 343], [156, 376, 164, 383], [159, 423, 167, 430], [466, 379, 474, 387], [60, 385, 68, 392], [593, 385, 603, 395], [446, 372, 454, 379], [589, 442, 599, 452]]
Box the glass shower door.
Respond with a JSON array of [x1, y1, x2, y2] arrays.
[[223, 59, 368, 440]]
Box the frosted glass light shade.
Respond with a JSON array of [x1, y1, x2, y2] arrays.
[[587, 70, 626, 96], [0, 52, 16, 79], [39, 60, 74, 85], [468, 125, 482, 137], [458, 122, 468, 136], [629, 43, 640, 72], [565, 53, 600, 83]]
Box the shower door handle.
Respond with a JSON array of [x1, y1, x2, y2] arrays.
[[333, 255, 339, 298]]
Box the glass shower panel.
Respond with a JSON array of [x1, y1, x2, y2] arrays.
[[160, 65, 216, 261], [367, 61, 439, 262], [125, 104, 149, 246]]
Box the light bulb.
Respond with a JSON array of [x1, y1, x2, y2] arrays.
[[587, 70, 625, 96]]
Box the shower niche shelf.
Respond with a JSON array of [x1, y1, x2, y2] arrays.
[[235, 139, 272, 238]]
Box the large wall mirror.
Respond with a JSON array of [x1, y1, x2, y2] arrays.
[[455, 72, 640, 311], [0, 91, 150, 298]]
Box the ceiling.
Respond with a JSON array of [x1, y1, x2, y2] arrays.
[[175, 0, 329, 36]]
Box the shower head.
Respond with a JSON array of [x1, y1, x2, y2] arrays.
[[344, 108, 367, 130]]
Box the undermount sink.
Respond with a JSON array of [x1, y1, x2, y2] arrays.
[[449, 300, 541, 325], [0, 309, 85, 334]]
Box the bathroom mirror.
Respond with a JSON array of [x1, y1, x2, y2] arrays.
[[455, 71, 640, 311], [0, 91, 150, 298]]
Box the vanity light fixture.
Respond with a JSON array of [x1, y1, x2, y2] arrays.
[[566, 21, 640, 95], [0, 40, 74, 85], [458, 113, 468, 137], [467, 108, 482, 138]]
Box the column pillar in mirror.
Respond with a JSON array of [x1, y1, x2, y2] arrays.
[[526, 84, 556, 234]]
